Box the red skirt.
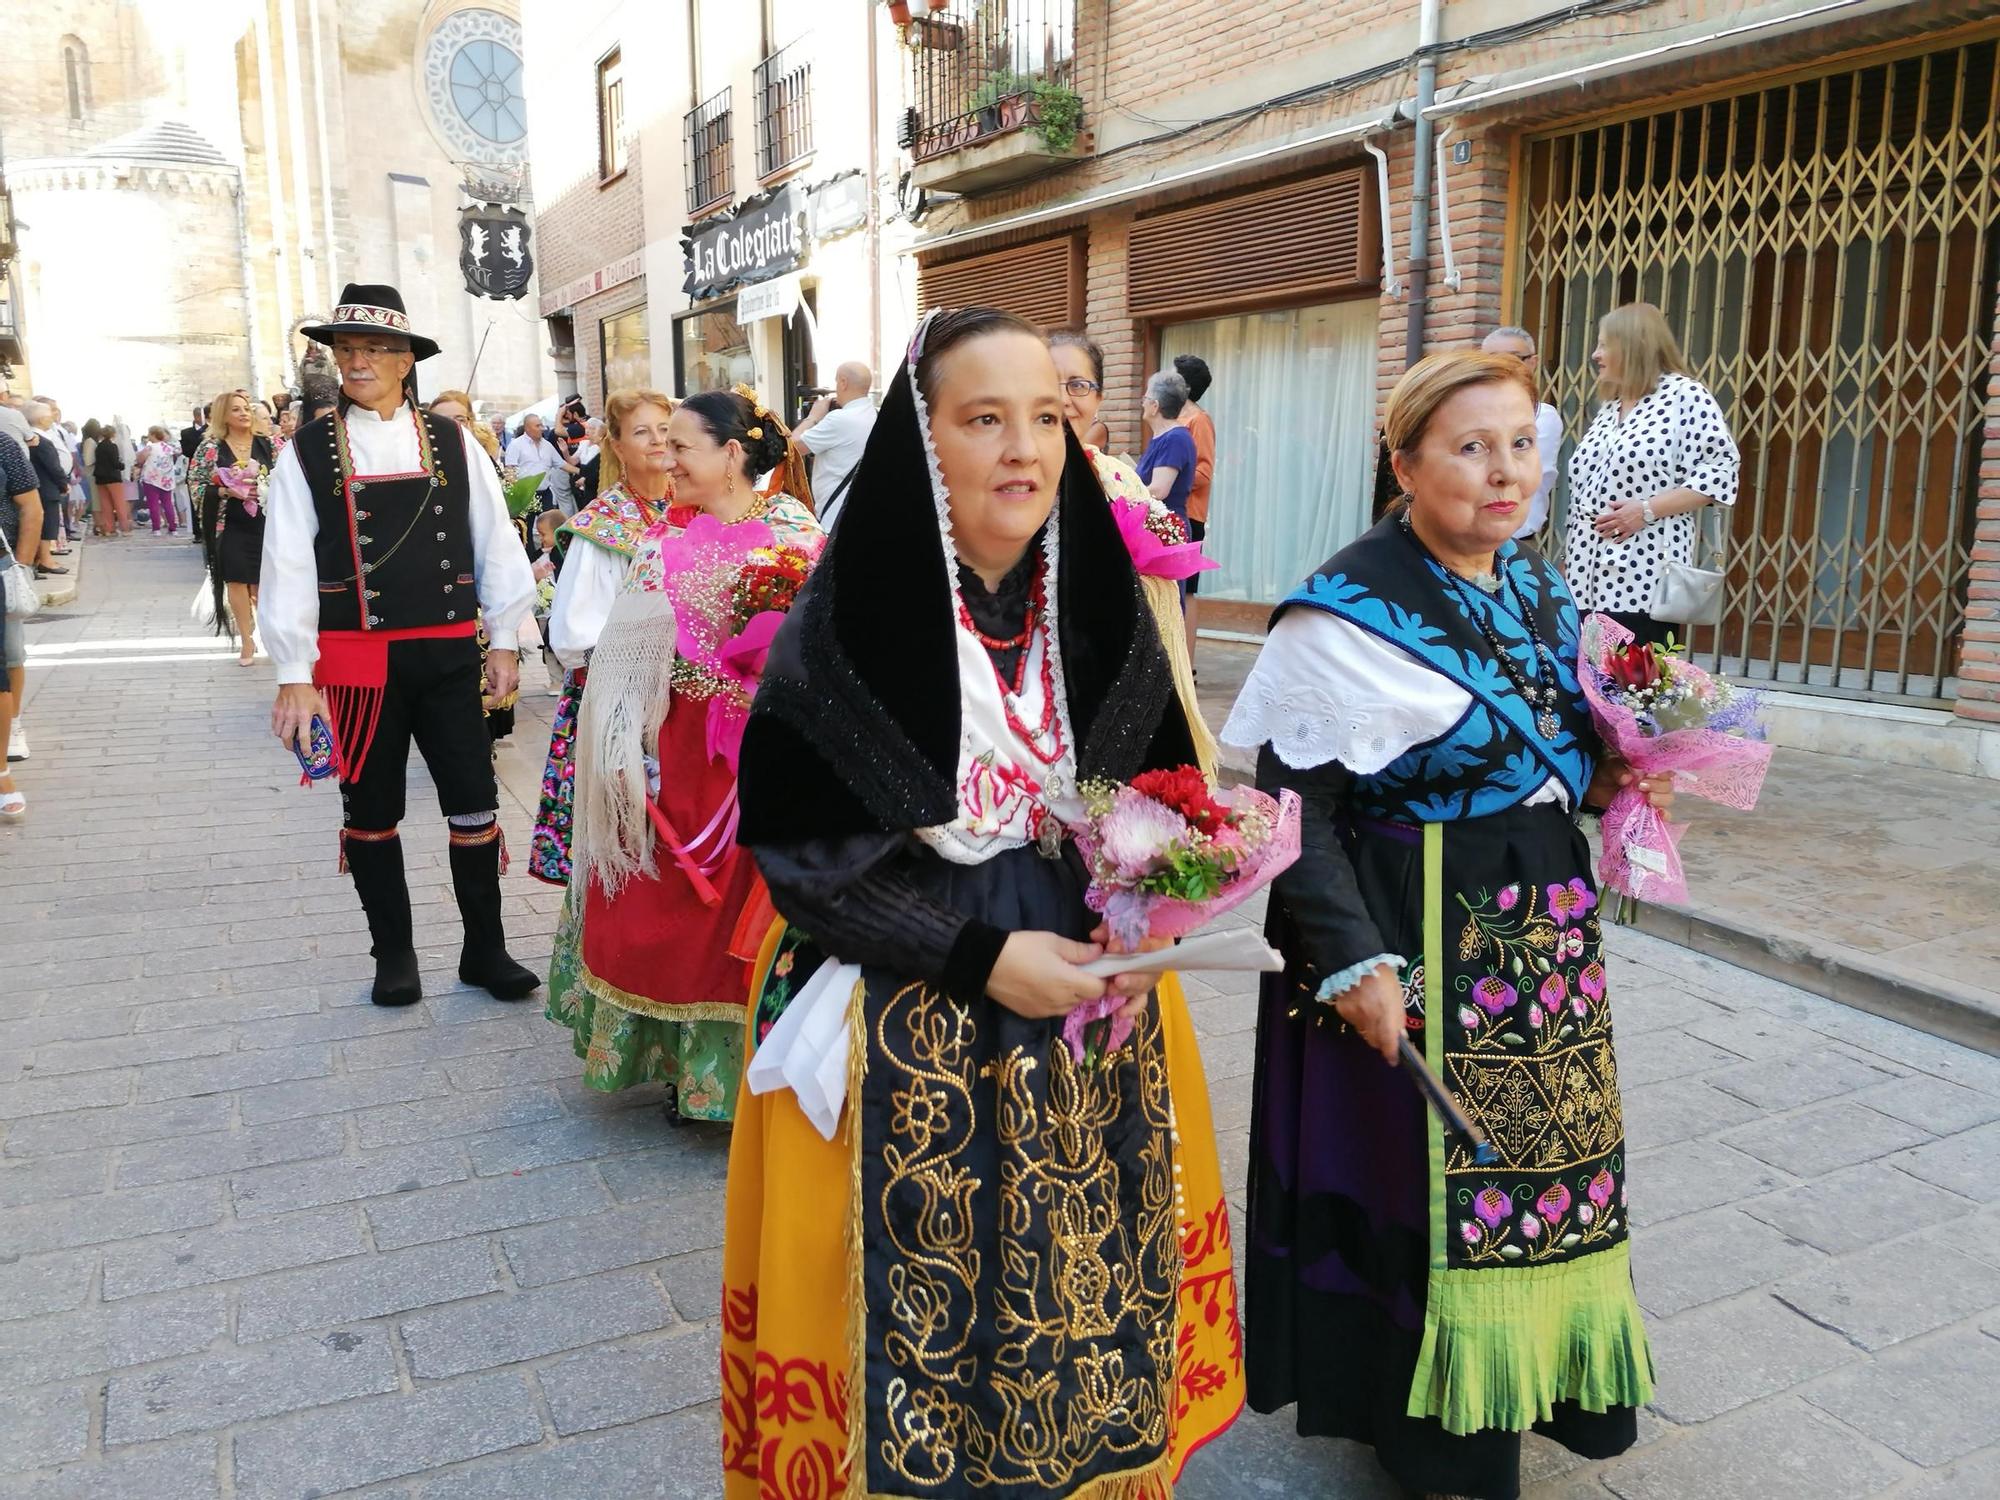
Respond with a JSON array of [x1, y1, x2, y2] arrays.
[[578, 694, 764, 1021]]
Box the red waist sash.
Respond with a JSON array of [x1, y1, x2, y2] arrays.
[[313, 621, 480, 782]]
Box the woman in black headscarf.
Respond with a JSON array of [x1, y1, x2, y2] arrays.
[[719, 308, 1245, 1499]]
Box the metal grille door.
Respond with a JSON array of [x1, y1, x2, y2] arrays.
[[1516, 40, 2000, 702]]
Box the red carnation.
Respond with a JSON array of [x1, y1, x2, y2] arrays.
[[1130, 765, 1229, 834]]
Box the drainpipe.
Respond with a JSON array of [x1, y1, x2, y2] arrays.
[[1404, 0, 1440, 368], [1361, 139, 1403, 299]]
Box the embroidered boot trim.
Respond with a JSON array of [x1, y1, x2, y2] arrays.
[[338, 824, 400, 874], [447, 819, 507, 873]]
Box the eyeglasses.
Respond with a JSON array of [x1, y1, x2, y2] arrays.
[[1062, 378, 1102, 397], [332, 342, 408, 362]]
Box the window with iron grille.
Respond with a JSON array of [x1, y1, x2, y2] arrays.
[[596, 47, 626, 181], [754, 36, 813, 180], [685, 87, 734, 214], [909, 1, 1076, 161]]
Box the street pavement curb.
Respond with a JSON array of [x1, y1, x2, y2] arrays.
[[1629, 896, 2000, 1057], [33, 536, 82, 607]]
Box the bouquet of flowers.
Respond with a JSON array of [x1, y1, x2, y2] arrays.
[[1108, 496, 1217, 583], [1578, 614, 1773, 917], [217, 464, 267, 518], [1064, 767, 1300, 1067], [728, 544, 814, 635]]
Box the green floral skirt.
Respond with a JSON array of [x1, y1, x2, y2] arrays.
[[545, 891, 744, 1122]]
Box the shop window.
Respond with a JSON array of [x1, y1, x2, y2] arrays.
[[600, 304, 651, 396], [1160, 300, 1378, 603], [597, 48, 627, 180], [676, 302, 756, 397]]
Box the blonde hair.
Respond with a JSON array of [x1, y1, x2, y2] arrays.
[[204, 390, 250, 447], [430, 389, 499, 462], [598, 388, 677, 496], [1383, 350, 1537, 460], [1596, 302, 1695, 403]]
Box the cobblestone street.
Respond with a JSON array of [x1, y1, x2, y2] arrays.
[[4, 538, 1999, 1498]]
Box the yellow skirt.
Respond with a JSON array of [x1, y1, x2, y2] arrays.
[[720, 925, 1245, 1499]]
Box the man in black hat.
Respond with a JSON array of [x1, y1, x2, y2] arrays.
[[263, 283, 540, 1007]]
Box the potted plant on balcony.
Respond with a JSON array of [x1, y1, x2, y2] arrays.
[[886, 0, 912, 22], [970, 68, 1033, 136], [1030, 78, 1083, 153]]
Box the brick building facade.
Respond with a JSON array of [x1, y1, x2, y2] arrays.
[[901, 0, 2000, 729]]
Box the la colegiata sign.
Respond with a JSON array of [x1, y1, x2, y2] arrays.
[[683, 184, 805, 301]]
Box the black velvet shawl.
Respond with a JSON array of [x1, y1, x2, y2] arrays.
[[738, 359, 1194, 845]]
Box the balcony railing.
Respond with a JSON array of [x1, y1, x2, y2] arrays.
[[684, 87, 735, 215], [909, 0, 1079, 165], [754, 36, 814, 180]]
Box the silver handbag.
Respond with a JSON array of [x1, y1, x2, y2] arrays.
[[1649, 503, 1727, 628], [0, 530, 39, 621]]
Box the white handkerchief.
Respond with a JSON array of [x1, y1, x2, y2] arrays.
[[1078, 925, 1285, 979], [743, 958, 861, 1141]]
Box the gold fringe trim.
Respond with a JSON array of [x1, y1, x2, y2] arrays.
[[843, 972, 871, 1500], [573, 960, 750, 1025]]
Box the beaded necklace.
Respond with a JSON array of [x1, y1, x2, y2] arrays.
[[953, 552, 1065, 764]]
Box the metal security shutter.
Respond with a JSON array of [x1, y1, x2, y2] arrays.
[[1127, 167, 1376, 320], [917, 235, 1085, 329]]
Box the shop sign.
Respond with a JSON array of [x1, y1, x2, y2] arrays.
[[737, 271, 805, 324], [807, 171, 869, 242], [538, 251, 644, 319], [683, 184, 805, 301]]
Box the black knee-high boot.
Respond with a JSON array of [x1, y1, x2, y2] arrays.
[[342, 828, 422, 1007], [448, 823, 539, 1000]]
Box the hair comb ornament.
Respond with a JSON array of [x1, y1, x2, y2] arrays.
[[746, 426, 764, 440], [906, 307, 942, 367]]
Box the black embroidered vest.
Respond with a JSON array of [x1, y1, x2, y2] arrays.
[[295, 408, 475, 633]]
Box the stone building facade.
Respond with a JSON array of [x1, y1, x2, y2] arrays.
[[0, 0, 551, 427], [900, 0, 2000, 736]]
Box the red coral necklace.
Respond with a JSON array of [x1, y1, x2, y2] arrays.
[[954, 557, 1065, 765]]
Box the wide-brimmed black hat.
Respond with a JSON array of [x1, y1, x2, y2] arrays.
[[299, 283, 440, 361]]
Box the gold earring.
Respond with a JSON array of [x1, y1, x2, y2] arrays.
[[727, 469, 736, 495]]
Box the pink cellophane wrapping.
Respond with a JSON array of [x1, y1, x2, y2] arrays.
[[1061, 785, 1302, 1062], [1110, 497, 1219, 583], [1579, 613, 1774, 904]]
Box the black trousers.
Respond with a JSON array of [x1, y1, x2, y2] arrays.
[[338, 635, 496, 832]]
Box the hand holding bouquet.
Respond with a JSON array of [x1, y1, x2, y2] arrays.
[[1579, 614, 1772, 915], [1064, 767, 1300, 1067], [217, 464, 265, 517]]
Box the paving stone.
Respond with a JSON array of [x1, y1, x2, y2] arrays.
[[1778, 1235, 2000, 1351], [1892, 1445, 2000, 1499], [104, 1325, 400, 1443], [0, 1072, 130, 1121], [657, 1247, 724, 1323], [1176, 1408, 1403, 1498], [0, 1386, 88, 1474], [231, 1140, 468, 1218], [352, 1085, 566, 1149], [1707, 1047, 1901, 1112], [1625, 1138, 1794, 1230], [410, 1407, 721, 1500], [231, 1371, 543, 1500], [1739, 1161, 1975, 1255], [1615, 1031, 1744, 1089], [1648, 1293, 1862, 1424], [1598, 1395, 1904, 1500], [102, 1206, 367, 1300], [1804, 1328, 2000, 1466], [229, 1007, 430, 1052], [1891, 1120, 2000, 1203], [366, 1163, 609, 1250], [134, 987, 320, 1032], [1851, 1073, 2000, 1136], [1631, 1206, 1825, 1317], [440, 1046, 587, 1092], [115, 1117, 346, 1189], [1621, 1080, 1763, 1151], [0, 1181, 224, 1257], [0, 1436, 222, 1500], [0, 1250, 96, 1324], [0, 1287, 225, 1386], [500, 1192, 727, 1288], [131, 1047, 333, 1104], [0, 1152, 112, 1210], [1611, 984, 1731, 1036], [235, 1063, 451, 1126], [536, 1324, 721, 1435], [1683, 1008, 1808, 1062], [27, 1027, 236, 1078], [594, 1136, 735, 1203], [236, 1238, 504, 1343], [339, 1016, 546, 1071], [2, 1096, 234, 1157], [401, 1267, 668, 1378], [1721, 1101, 1932, 1178], [465, 1109, 683, 1177]]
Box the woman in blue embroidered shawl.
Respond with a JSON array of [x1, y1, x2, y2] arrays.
[[1221, 351, 1675, 1500]]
